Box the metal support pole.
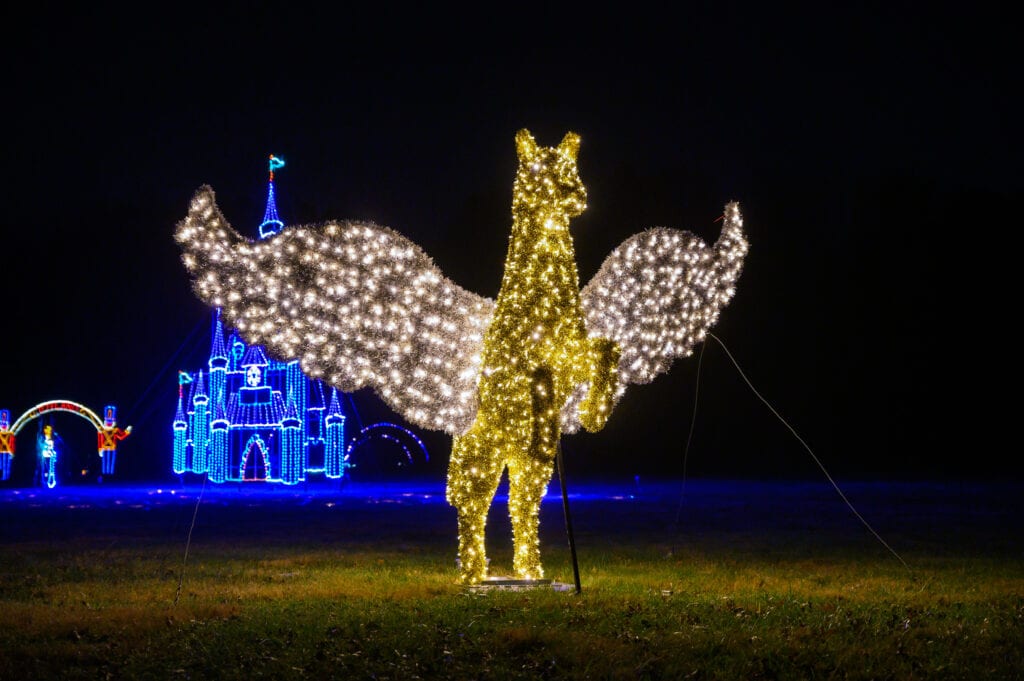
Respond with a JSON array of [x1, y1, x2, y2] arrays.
[[556, 440, 582, 594]]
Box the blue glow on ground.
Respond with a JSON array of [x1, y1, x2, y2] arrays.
[[2, 479, 1020, 561], [0, 478, 616, 509], [1, 478, 1019, 511]]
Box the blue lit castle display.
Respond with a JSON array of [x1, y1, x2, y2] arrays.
[[173, 308, 349, 483], [173, 156, 426, 484]]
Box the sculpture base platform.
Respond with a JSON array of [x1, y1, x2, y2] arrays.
[[466, 577, 574, 593]]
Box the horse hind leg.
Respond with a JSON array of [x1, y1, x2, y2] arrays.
[[507, 453, 555, 579], [508, 365, 559, 580], [447, 427, 502, 583]]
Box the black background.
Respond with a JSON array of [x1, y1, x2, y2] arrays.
[[3, 5, 1018, 482]]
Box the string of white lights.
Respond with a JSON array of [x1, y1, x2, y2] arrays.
[[177, 189, 493, 436], [564, 203, 747, 431], [176, 197, 746, 437]]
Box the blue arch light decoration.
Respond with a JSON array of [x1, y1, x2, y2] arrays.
[[345, 422, 430, 468]]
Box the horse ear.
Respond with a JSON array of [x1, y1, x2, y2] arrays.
[[516, 129, 537, 160], [557, 132, 581, 161]]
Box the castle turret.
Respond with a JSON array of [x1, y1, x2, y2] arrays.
[[285, 359, 309, 465], [209, 310, 229, 419], [209, 309, 229, 368], [209, 402, 229, 483], [173, 394, 188, 474], [189, 370, 210, 473], [281, 394, 303, 485], [324, 388, 347, 479]]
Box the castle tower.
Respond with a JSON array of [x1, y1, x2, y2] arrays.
[[208, 309, 229, 410], [324, 388, 347, 479], [280, 395, 303, 485], [285, 359, 308, 463], [234, 345, 282, 481], [189, 370, 210, 473], [173, 394, 188, 475], [306, 379, 326, 470], [209, 403, 229, 483], [258, 154, 285, 239]]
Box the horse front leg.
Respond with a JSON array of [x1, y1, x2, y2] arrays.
[[505, 366, 560, 580], [530, 366, 559, 457], [578, 337, 621, 433]]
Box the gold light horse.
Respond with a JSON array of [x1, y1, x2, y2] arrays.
[[446, 130, 620, 583]]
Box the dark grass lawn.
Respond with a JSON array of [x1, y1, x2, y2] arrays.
[[1, 476, 1021, 679]]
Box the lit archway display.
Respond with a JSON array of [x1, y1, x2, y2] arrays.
[[0, 401, 131, 483], [345, 422, 430, 470], [240, 434, 271, 481], [176, 130, 748, 582]]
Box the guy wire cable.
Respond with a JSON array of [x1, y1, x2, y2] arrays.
[[707, 331, 910, 571]]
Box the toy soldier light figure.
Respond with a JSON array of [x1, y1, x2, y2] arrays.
[[97, 405, 131, 480], [0, 409, 13, 481]]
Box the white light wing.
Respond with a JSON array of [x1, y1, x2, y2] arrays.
[[176, 186, 494, 435], [562, 203, 748, 432]]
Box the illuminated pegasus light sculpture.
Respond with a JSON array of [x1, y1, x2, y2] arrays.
[[175, 130, 748, 583]]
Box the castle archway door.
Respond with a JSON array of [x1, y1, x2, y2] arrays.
[[240, 435, 269, 481]]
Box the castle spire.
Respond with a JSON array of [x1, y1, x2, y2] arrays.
[[327, 387, 343, 418], [174, 393, 187, 426], [210, 308, 228, 365], [193, 369, 207, 401], [258, 154, 286, 239]]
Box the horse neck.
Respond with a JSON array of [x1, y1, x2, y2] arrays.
[[494, 206, 582, 316]]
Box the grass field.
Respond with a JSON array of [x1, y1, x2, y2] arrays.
[[1, 478, 1021, 679]]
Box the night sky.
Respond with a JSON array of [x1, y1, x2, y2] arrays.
[[3, 6, 1018, 482]]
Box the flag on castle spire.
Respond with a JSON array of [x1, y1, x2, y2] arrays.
[[258, 154, 285, 239]]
